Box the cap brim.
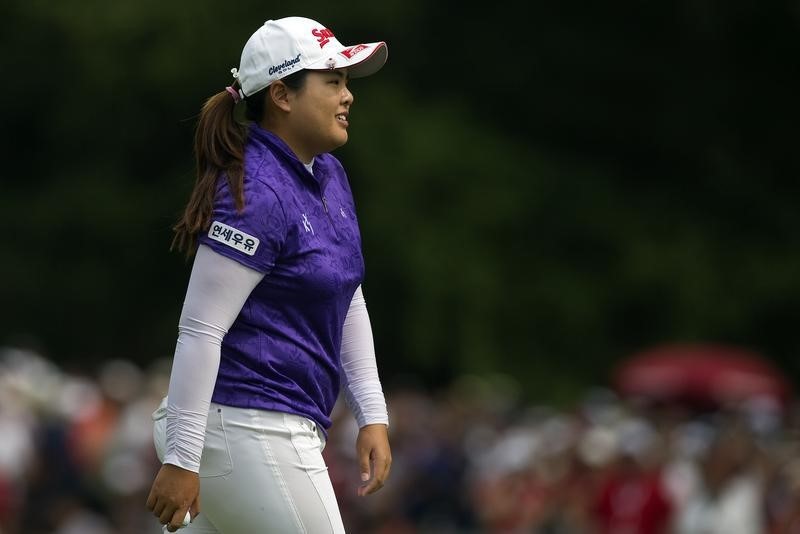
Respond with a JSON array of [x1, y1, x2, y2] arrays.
[[306, 41, 388, 78]]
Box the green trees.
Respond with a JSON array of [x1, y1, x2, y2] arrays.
[[2, 0, 798, 402]]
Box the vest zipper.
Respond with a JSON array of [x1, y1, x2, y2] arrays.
[[320, 192, 338, 238]]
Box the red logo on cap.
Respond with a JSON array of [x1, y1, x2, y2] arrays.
[[339, 44, 368, 59], [312, 28, 335, 48]]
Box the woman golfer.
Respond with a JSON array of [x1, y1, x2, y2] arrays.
[[146, 16, 391, 533]]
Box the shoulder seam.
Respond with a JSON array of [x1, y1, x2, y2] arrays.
[[249, 152, 289, 256]]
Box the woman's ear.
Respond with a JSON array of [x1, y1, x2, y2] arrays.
[[269, 82, 291, 112]]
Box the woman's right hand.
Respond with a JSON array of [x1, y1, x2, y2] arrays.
[[146, 463, 201, 532]]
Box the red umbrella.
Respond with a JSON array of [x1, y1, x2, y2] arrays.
[[612, 343, 793, 409]]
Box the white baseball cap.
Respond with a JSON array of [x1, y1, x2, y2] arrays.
[[234, 17, 388, 97]]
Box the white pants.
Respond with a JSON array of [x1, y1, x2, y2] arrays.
[[152, 398, 346, 534]]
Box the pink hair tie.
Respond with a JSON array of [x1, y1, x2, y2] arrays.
[[225, 86, 242, 104]]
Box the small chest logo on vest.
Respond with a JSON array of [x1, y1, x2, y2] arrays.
[[301, 213, 314, 234], [339, 207, 348, 219]]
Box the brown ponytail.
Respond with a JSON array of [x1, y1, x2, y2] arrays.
[[171, 70, 308, 257], [171, 87, 247, 256]]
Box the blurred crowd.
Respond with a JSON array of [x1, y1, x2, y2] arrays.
[[2, 346, 800, 534]]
